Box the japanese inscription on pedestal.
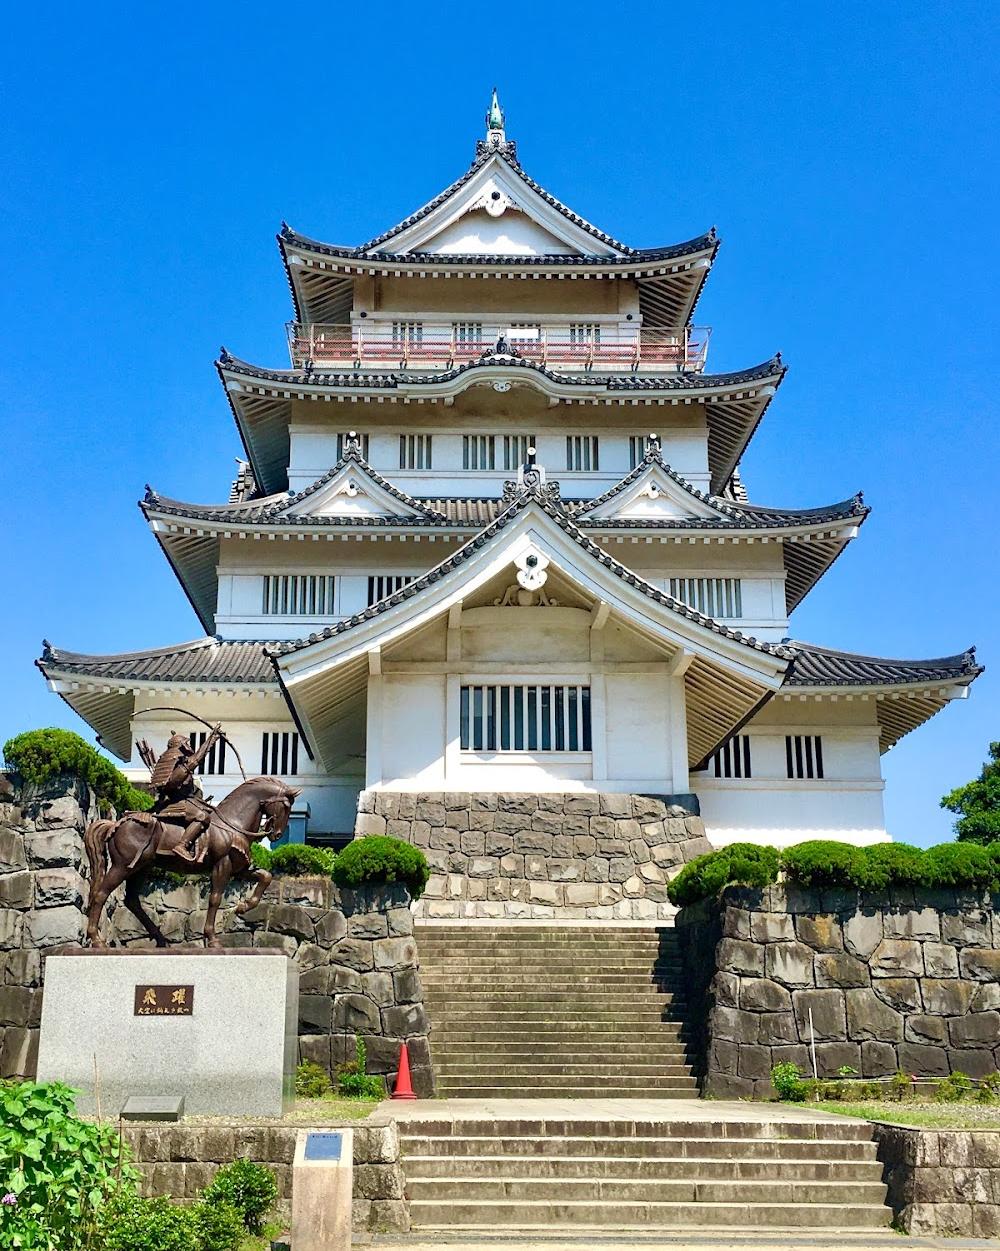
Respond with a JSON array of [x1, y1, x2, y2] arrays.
[[133, 984, 194, 1016]]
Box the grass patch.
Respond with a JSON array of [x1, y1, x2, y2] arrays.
[[813, 1100, 1000, 1128]]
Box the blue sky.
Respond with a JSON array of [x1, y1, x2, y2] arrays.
[[1, 2, 996, 844]]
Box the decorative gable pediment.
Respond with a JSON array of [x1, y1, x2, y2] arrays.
[[372, 155, 622, 258], [577, 462, 725, 523], [280, 461, 425, 520]]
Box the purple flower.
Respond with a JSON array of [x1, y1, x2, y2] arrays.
[[1, 1194, 16, 1206]]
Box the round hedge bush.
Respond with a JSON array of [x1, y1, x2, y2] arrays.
[[857, 841, 926, 890], [332, 835, 430, 899], [780, 840, 867, 889], [667, 842, 780, 907], [254, 842, 337, 878], [3, 727, 152, 815]]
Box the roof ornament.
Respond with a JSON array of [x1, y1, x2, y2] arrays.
[[644, 433, 662, 459], [476, 88, 518, 162]]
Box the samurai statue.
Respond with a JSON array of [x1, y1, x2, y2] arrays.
[[146, 727, 222, 864]]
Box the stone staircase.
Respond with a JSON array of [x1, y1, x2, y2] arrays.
[[416, 924, 698, 1098], [398, 1114, 893, 1232]]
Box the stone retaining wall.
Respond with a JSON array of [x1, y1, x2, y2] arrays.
[[874, 1123, 1000, 1238], [0, 774, 434, 1096], [356, 790, 710, 919], [676, 884, 1000, 1098], [123, 1117, 409, 1233]]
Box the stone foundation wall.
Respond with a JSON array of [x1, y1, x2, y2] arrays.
[[874, 1124, 1000, 1238], [0, 774, 433, 1096], [676, 885, 1000, 1098], [124, 1117, 409, 1233], [356, 791, 710, 919]]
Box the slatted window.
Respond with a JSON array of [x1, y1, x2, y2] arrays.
[[566, 435, 599, 471], [367, 574, 415, 606], [669, 577, 743, 618], [336, 432, 370, 460], [709, 735, 752, 779], [391, 321, 422, 347], [569, 323, 601, 345], [454, 321, 483, 347], [463, 435, 496, 470], [629, 435, 647, 469], [399, 434, 432, 470], [261, 575, 338, 616], [786, 735, 824, 780], [188, 731, 226, 776], [460, 684, 592, 753], [503, 434, 536, 470], [261, 731, 300, 776]]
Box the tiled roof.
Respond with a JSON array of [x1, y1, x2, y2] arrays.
[[278, 147, 718, 263], [784, 643, 983, 688], [218, 348, 783, 395], [268, 484, 797, 662], [38, 638, 280, 685]]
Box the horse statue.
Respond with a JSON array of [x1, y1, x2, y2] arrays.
[[84, 775, 301, 949]]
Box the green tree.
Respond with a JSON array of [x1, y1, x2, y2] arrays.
[[941, 742, 1000, 844]]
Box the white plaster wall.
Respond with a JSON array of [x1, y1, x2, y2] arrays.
[[378, 674, 447, 788], [605, 671, 673, 786]]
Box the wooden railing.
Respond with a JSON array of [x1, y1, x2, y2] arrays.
[[287, 323, 710, 373]]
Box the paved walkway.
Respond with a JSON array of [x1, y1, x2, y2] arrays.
[[385, 1097, 864, 1125]]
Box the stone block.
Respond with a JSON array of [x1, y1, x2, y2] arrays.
[[795, 914, 843, 952], [923, 942, 960, 978], [524, 855, 547, 880], [790, 987, 847, 1046], [0, 871, 32, 909], [0, 830, 27, 873], [738, 1044, 773, 1081], [870, 938, 923, 977], [723, 908, 751, 940], [906, 1015, 949, 1046], [608, 857, 633, 884], [711, 1005, 760, 1044], [815, 951, 869, 988], [712, 970, 740, 1007], [622, 875, 643, 898], [498, 854, 524, 878], [960, 948, 1000, 981], [814, 1040, 861, 1077], [347, 913, 388, 940], [758, 1012, 799, 1046], [299, 994, 334, 1032], [770, 1043, 810, 1070], [922, 978, 974, 1016], [298, 966, 331, 995], [845, 988, 903, 1042], [717, 937, 765, 977], [872, 977, 923, 1014], [332, 994, 380, 1033], [330, 938, 374, 972], [898, 1041, 950, 1077], [861, 1040, 898, 1076], [707, 1038, 739, 1074], [843, 909, 884, 960], [415, 801, 446, 826], [381, 1002, 429, 1037], [527, 881, 562, 906], [599, 793, 632, 817], [514, 830, 552, 854], [564, 794, 599, 815], [386, 907, 413, 938], [971, 982, 1000, 1011], [947, 1048, 998, 1078], [652, 842, 682, 867], [468, 857, 499, 879], [25, 828, 80, 868], [765, 940, 815, 988], [354, 812, 387, 837], [941, 909, 992, 947], [24, 905, 84, 948], [631, 795, 665, 820], [499, 794, 538, 815], [4, 950, 41, 987], [883, 906, 941, 941], [949, 1012, 999, 1049], [749, 911, 794, 943]]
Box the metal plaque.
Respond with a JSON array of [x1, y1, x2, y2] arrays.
[[133, 984, 194, 1016], [303, 1132, 343, 1162]]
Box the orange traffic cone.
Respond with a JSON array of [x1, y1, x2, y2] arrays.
[[391, 1040, 417, 1100]]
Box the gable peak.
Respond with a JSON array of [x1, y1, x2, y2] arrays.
[[476, 87, 518, 163]]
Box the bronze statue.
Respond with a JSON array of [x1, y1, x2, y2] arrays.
[[83, 731, 301, 949]]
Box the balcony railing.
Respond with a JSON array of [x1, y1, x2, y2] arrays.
[[287, 322, 711, 374]]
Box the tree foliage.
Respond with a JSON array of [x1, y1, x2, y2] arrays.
[[941, 742, 1000, 844], [2, 728, 152, 816]]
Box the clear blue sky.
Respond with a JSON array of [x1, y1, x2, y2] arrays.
[[2, 2, 996, 844]]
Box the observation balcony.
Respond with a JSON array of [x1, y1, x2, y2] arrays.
[[286, 322, 711, 374]]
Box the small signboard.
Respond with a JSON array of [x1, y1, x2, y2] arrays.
[[303, 1132, 343, 1162], [133, 985, 194, 1016]]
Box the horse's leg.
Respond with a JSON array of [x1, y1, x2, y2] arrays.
[[235, 866, 272, 916], [204, 856, 233, 950], [124, 874, 169, 948]]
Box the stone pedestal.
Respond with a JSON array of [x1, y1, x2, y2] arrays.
[[292, 1128, 354, 1251], [36, 950, 298, 1116]]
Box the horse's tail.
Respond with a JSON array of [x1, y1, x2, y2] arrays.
[[84, 819, 115, 899]]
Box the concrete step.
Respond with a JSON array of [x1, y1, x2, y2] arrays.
[[403, 1154, 882, 1181], [398, 1120, 877, 1142], [432, 1087, 702, 1099], [406, 1200, 893, 1229], [434, 1063, 697, 1077], [399, 1134, 880, 1161], [432, 1045, 694, 1059], [407, 1177, 889, 1205]]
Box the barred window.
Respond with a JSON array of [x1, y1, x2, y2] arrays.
[[463, 435, 496, 470], [367, 574, 415, 606], [709, 735, 752, 779], [566, 435, 599, 471], [399, 434, 432, 470], [261, 731, 300, 776], [669, 577, 742, 618], [336, 432, 370, 460], [391, 321, 422, 346], [569, 323, 601, 345], [786, 735, 824, 780], [262, 574, 338, 616], [189, 731, 226, 776], [629, 435, 647, 469], [460, 684, 592, 752], [503, 434, 536, 470], [454, 321, 483, 347]]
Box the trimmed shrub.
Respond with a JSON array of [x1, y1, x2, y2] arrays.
[[192, 1199, 245, 1251], [99, 1194, 197, 1251], [201, 1159, 278, 1236], [333, 836, 429, 899], [781, 840, 866, 889], [267, 843, 337, 878], [295, 1060, 333, 1099], [770, 1062, 808, 1102], [666, 843, 780, 907], [921, 841, 996, 890], [857, 841, 927, 890], [3, 727, 152, 815], [336, 1036, 386, 1100]]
